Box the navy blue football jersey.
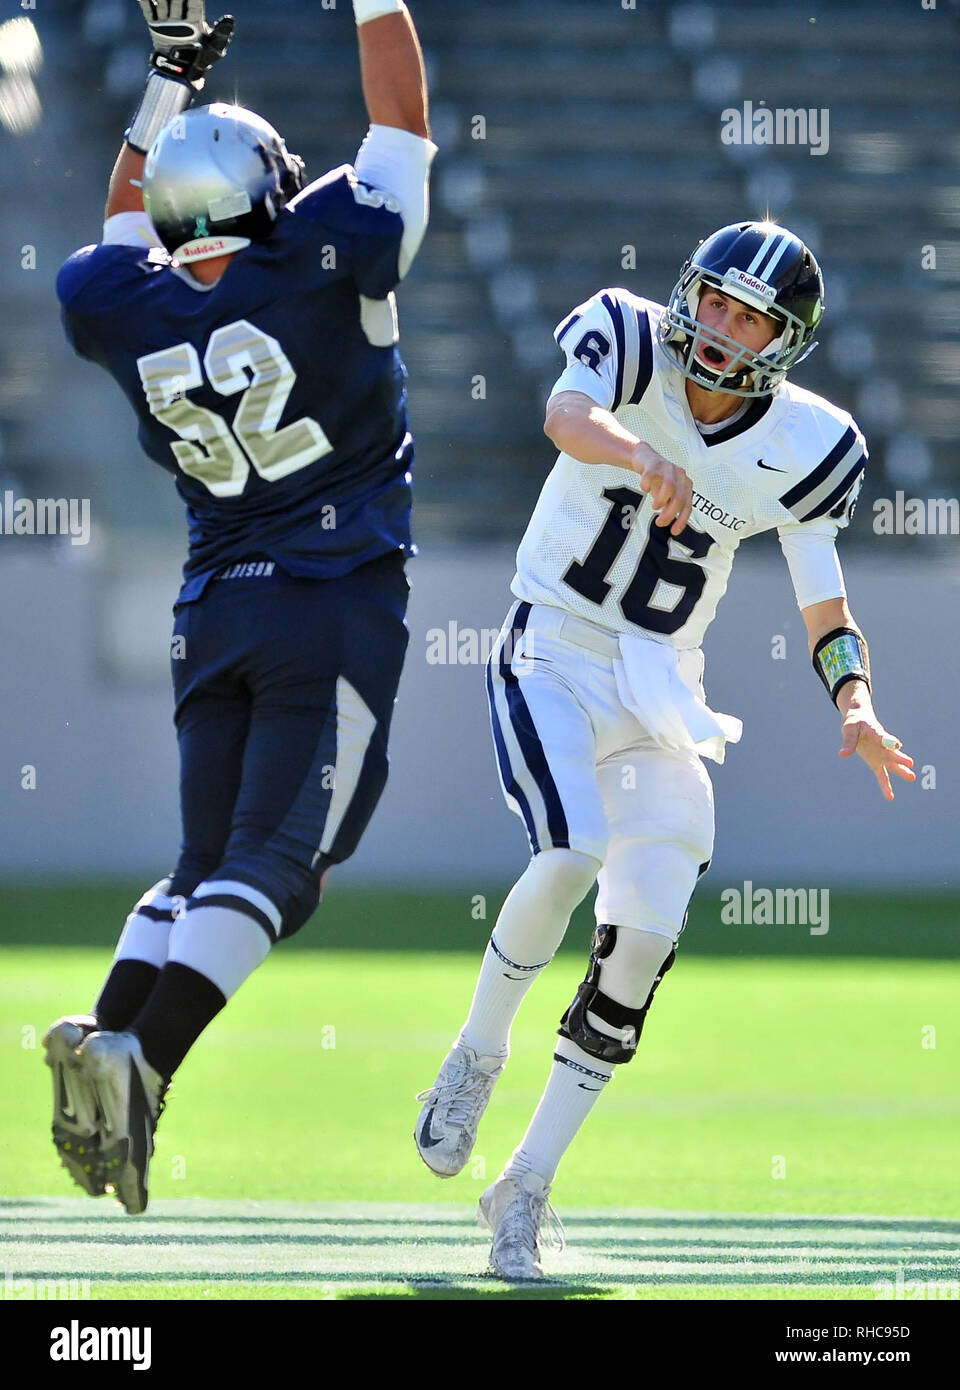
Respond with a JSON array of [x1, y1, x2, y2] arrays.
[[57, 166, 415, 600]]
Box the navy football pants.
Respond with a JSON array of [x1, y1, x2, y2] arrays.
[[167, 552, 409, 939]]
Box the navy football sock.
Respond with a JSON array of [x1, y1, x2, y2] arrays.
[[94, 960, 161, 1033], [128, 962, 227, 1080]]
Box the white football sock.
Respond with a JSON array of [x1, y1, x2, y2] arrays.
[[459, 849, 600, 1058], [113, 878, 178, 968], [502, 1036, 614, 1185], [166, 903, 272, 1000], [504, 928, 678, 1184]]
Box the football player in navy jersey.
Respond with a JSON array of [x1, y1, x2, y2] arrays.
[[44, 0, 435, 1213]]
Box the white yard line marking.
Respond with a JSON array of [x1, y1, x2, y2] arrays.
[[2, 1199, 958, 1289]]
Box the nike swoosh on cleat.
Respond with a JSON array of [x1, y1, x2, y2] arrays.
[[418, 1107, 444, 1149], [58, 1071, 76, 1121], [757, 459, 787, 472]]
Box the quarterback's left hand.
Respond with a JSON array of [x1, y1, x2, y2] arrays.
[[138, 1, 235, 86], [839, 704, 915, 801]]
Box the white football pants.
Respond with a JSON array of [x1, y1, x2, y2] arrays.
[[486, 601, 715, 943]]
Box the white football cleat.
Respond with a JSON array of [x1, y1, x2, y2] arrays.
[[43, 1015, 106, 1197], [478, 1170, 565, 1281], [78, 1031, 168, 1215], [414, 1042, 505, 1177]]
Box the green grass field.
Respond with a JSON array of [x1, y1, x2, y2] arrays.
[[1, 886, 958, 1301]]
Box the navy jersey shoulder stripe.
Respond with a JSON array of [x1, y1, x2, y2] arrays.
[[780, 425, 856, 509], [803, 458, 865, 523], [600, 292, 627, 410], [555, 310, 582, 346], [628, 304, 654, 404], [779, 424, 864, 521]]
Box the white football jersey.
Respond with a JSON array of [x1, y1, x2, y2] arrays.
[[512, 288, 867, 649]]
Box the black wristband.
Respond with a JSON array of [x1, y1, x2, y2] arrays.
[[812, 627, 871, 705]]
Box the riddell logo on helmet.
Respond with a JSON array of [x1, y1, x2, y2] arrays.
[[724, 269, 777, 303], [180, 239, 228, 259]]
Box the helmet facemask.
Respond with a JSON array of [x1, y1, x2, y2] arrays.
[[660, 264, 820, 398]]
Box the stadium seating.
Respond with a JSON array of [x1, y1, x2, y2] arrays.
[[4, 0, 957, 543]]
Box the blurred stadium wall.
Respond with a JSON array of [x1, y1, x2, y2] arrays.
[[1, 0, 957, 886], [0, 545, 956, 887]]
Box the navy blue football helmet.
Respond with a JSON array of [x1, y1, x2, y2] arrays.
[[658, 221, 825, 397]]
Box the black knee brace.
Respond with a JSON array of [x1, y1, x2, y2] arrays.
[[558, 924, 675, 1065]]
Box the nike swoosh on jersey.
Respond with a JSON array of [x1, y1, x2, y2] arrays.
[[757, 459, 788, 472]]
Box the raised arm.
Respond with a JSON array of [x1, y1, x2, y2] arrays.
[[355, 2, 430, 139], [105, 2, 235, 221], [105, 146, 147, 221]]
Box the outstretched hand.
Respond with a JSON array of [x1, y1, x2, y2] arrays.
[[137, 1, 235, 85], [839, 703, 916, 802]]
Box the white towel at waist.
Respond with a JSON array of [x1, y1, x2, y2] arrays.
[[613, 633, 742, 765]]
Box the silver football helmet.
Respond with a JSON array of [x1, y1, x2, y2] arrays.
[[142, 103, 306, 266]]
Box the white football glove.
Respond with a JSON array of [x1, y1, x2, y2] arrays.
[[138, 0, 209, 53], [137, 1, 235, 84]]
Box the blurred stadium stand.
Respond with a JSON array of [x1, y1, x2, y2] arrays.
[[1, 0, 958, 545]]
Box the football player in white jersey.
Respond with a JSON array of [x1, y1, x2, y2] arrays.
[[414, 221, 916, 1280]]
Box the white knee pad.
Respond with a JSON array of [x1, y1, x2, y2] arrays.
[[493, 847, 601, 964]]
